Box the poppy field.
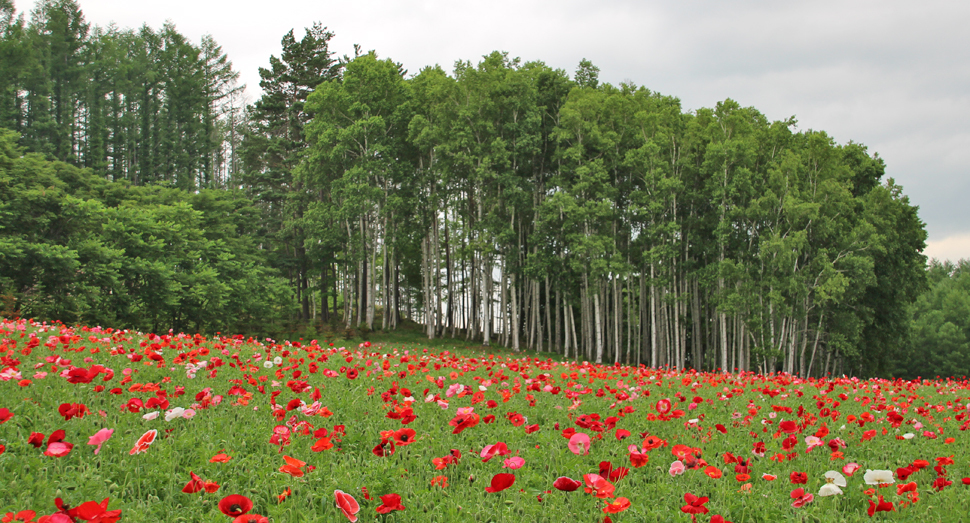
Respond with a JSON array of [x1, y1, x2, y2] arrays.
[[1, 318, 970, 522]]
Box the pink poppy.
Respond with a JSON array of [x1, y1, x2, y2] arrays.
[[583, 474, 615, 498], [86, 428, 114, 455], [503, 457, 525, 469], [43, 430, 74, 458], [480, 442, 510, 462], [790, 488, 814, 508], [568, 432, 591, 455]]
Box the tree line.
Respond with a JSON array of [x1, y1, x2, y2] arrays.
[[1, 0, 937, 378]]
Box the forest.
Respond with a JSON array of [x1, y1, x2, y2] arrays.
[[1, 0, 964, 380]]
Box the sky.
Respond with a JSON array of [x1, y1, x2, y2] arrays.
[[32, 0, 970, 261]]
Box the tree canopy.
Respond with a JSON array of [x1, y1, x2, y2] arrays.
[[0, 1, 949, 378]]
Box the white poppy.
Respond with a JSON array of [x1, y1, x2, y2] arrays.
[[263, 360, 274, 369], [818, 483, 843, 496], [863, 469, 895, 485], [164, 407, 185, 422], [824, 470, 847, 487]]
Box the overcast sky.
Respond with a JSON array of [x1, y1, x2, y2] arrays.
[[34, 0, 970, 261]]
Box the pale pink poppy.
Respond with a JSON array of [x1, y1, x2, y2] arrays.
[[669, 460, 686, 476], [334, 489, 360, 522], [843, 462, 860, 476], [87, 428, 114, 455], [182, 408, 196, 419], [568, 432, 591, 455]]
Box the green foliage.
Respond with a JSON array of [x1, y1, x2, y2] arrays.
[[894, 259, 970, 379], [0, 128, 293, 335]]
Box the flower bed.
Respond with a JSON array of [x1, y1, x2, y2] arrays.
[[1, 319, 969, 522]]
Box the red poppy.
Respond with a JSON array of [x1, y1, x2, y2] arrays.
[[615, 429, 630, 440], [896, 482, 917, 495], [629, 450, 649, 468], [278, 487, 292, 503], [27, 432, 45, 448], [602, 497, 631, 514], [867, 495, 895, 516], [484, 473, 516, 493], [711, 515, 733, 523], [655, 399, 672, 415], [311, 437, 334, 452], [598, 461, 629, 482], [57, 402, 90, 421], [553, 476, 582, 491], [210, 451, 232, 463], [681, 493, 709, 515], [219, 495, 253, 517], [704, 466, 723, 479], [232, 516, 268, 523], [391, 428, 416, 446], [642, 434, 665, 451], [182, 471, 205, 494], [372, 438, 395, 457], [2, 510, 35, 522], [430, 476, 448, 488], [779, 420, 798, 434], [789, 471, 808, 484], [129, 429, 158, 455], [71, 498, 122, 523], [375, 493, 406, 514], [932, 477, 952, 491], [334, 490, 360, 522], [524, 424, 540, 434], [449, 412, 480, 434], [280, 455, 306, 477], [432, 449, 462, 470]]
